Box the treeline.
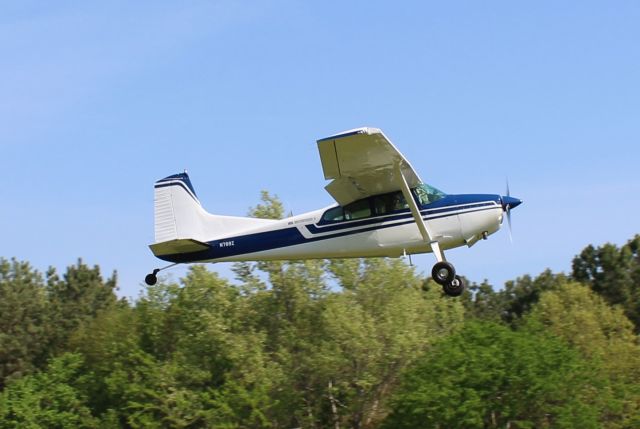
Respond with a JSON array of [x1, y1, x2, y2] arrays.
[[1, 195, 639, 428]]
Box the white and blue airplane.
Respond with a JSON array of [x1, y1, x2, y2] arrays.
[[146, 127, 521, 296]]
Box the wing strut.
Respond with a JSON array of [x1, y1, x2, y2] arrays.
[[394, 163, 446, 263]]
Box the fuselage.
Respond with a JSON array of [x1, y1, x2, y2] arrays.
[[157, 193, 505, 264]]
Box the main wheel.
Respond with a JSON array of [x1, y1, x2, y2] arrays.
[[443, 275, 465, 297], [432, 261, 456, 285]]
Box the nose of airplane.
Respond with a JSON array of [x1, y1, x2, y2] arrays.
[[501, 195, 522, 211]]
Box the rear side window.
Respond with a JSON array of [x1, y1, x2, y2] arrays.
[[372, 191, 408, 215], [344, 199, 371, 220], [322, 206, 344, 222]]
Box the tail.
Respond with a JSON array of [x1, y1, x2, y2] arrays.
[[150, 172, 276, 256]]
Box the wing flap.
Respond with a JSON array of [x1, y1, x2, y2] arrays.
[[317, 127, 422, 206]]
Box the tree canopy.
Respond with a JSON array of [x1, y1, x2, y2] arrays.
[[1, 194, 638, 428]]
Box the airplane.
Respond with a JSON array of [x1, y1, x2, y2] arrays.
[[145, 127, 522, 296]]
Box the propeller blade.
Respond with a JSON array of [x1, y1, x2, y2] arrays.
[[506, 206, 513, 243], [504, 179, 516, 243]]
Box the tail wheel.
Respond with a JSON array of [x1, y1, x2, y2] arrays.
[[144, 273, 157, 286], [443, 275, 465, 297], [432, 261, 456, 285], [144, 269, 160, 286]]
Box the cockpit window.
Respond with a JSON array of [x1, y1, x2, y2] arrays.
[[413, 183, 446, 205]]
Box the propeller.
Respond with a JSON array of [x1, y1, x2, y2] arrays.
[[501, 179, 522, 243], [506, 180, 512, 242]]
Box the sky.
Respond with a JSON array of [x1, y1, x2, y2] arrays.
[[2, 1, 639, 299]]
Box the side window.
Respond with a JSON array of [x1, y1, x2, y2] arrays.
[[322, 206, 344, 222], [373, 194, 391, 215], [373, 192, 408, 215], [391, 191, 408, 211], [344, 199, 372, 220]]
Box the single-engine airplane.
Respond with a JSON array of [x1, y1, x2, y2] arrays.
[[146, 127, 521, 296]]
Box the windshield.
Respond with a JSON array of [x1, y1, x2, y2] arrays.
[[413, 183, 446, 205]]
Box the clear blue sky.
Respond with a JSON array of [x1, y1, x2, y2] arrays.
[[2, 1, 639, 299]]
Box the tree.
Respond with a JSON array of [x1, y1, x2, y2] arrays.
[[0, 353, 98, 428], [0, 257, 120, 391], [134, 267, 286, 428], [525, 282, 640, 428], [383, 321, 602, 429], [46, 259, 118, 356], [0, 258, 49, 389], [499, 269, 568, 323], [456, 269, 569, 324], [572, 235, 640, 331], [456, 279, 502, 321], [288, 258, 465, 429]]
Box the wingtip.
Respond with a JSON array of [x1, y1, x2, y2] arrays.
[[317, 127, 382, 142]]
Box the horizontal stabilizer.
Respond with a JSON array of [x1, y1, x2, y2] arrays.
[[149, 239, 210, 256]]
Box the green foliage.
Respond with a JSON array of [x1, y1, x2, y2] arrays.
[[133, 266, 286, 428], [0, 258, 118, 390], [525, 282, 640, 428], [248, 190, 284, 220], [461, 269, 569, 324], [572, 235, 640, 331], [46, 259, 118, 356], [0, 258, 49, 389], [383, 321, 601, 429], [291, 258, 465, 428], [0, 353, 98, 428]]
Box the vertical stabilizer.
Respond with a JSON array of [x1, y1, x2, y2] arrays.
[[153, 173, 203, 242], [152, 172, 278, 247]]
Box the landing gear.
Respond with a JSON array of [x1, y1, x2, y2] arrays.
[[145, 269, 160, 286], [431, 262, 466, 297], [392, 163, 465, 298], [443, 275, 465, 297], [431, 261, 456, 286]]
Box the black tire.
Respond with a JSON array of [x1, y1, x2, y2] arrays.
[[144, 273, 158, 286], [431, 261, 456, 285], [443, 275, 465, 297]]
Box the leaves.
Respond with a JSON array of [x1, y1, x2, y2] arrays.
[[383, 321, 601, 429], [572, 235, 640, 331], [0, 353, 98, 429]]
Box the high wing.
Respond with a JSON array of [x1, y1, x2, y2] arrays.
[[316, 127, 422, 206]]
